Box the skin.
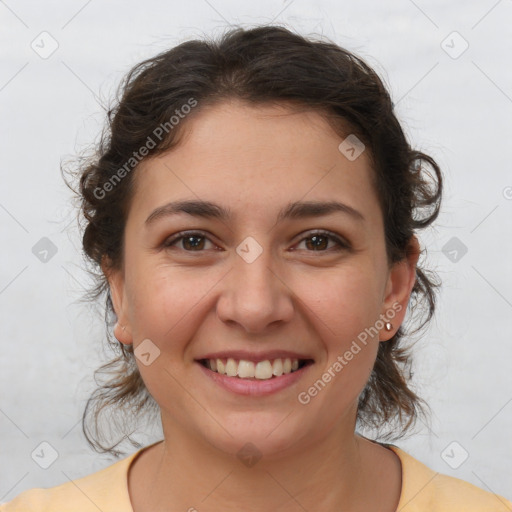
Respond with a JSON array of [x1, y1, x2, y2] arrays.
[[105, 99, 419, 511]]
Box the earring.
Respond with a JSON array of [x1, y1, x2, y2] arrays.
[[384, 322, 393, 332]]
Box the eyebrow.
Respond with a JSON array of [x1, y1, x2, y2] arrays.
[[145, 199, 365, 226]]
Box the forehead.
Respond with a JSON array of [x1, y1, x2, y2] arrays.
[[130, 100, 380, 225]]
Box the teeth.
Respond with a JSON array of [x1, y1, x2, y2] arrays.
[[206, 357, 304, 380], [255, 360, 273, 379], [225, 358, 237, 377], [272, 358, 283, 376], [238, 360, 255, 378]]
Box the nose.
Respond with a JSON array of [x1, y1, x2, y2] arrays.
[[216, 246, 295, 334]]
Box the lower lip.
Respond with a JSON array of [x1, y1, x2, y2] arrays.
[[196, 361, 312, 396]]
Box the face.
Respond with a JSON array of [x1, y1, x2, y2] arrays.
[[107, 99, 418, 460]]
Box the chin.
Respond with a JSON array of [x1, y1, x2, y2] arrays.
[[199, 411, 313, 462]]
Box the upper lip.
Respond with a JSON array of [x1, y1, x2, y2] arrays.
[[196, 350, 314, 363]]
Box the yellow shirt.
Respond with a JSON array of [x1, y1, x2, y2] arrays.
[[1, 442, 511, 511]]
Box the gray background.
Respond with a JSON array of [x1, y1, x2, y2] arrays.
[[1, 0, 511, 503]]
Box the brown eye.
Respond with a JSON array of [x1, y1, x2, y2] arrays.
[[295, 231, 349, 252], [164, 232, 216, 251]]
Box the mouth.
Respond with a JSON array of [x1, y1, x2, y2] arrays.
[[197, 357, 314, 381]]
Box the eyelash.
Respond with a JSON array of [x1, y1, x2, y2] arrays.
[[162, 230, 350, 253]]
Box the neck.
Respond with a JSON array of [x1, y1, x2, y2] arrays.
[[131, 416, 392, 512]]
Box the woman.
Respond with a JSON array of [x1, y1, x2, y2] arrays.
[[2, 25, 510, 511]]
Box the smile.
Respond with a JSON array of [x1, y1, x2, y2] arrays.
[[196, 356, 314, 397], [199, 357, 312, 380]]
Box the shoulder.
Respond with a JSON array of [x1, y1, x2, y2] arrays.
[[389, 445, 512, 512], [0, 449, 141, 512]]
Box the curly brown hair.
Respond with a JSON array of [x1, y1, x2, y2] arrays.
[[64, 25, 442, 457]]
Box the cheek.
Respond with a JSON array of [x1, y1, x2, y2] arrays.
[[125, 263, 221, 348], [292, 262, 383, 343], [123, 265, 221, 409], [290, 265, 382, 396]]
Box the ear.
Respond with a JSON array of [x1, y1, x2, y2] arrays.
[[102, 256, 133, 345], [379, 235, 420, 341]]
